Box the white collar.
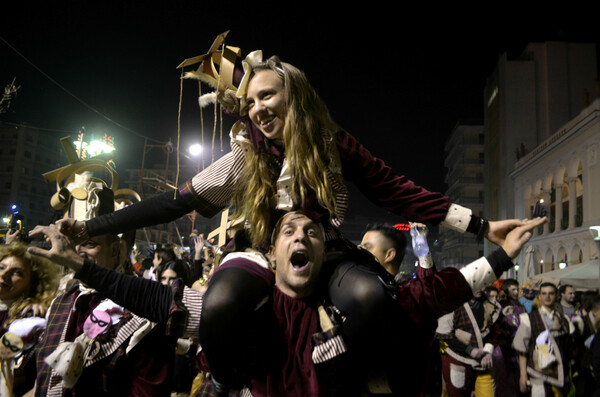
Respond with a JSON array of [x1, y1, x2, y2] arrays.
[[539, 305, 556, 319]]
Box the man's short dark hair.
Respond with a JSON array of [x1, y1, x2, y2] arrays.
[[558, 284, 574, 295], [503, 278, 519, 292], [154, 246, 177, 263], [485, 285, 498, 294], [539, 282, 558, 293], [363, 223, 407, 252]]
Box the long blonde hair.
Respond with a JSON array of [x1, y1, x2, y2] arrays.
[[232, 57, 340, 248], [0, 242, 59, 325]]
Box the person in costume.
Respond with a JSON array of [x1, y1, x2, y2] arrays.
[[29, 211, 545, 396], [29, 180, 177, 397], [512, 282, 576, 396], [519, 282, 538, 313], [0, 242, 58, 397], [435, 290, 507, 397], [50, 39, 528, 392], [157, 259, 197, 396], [359, 223, 409, 281], [357, 222, 444, 395], [493, 278, 528, 397]]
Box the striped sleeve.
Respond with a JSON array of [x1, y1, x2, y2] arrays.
[[182, 286, 203, 342], [178, 137, 246, 217]]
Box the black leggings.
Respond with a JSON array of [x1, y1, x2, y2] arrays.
[[198, 267, 273, 388], [326, 259, 390, 348]]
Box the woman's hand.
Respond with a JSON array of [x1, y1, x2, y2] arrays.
[[485, 219, 526, 246], [501, 217, 548, 259], [20, 302, 48, 318], [27, 224, 85, 272]]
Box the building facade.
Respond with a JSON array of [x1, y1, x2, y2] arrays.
[[511, 98, 600, 280], [439, 122, 485, 268], [483, 41, 598, 260], [0, 121, 65, 233]]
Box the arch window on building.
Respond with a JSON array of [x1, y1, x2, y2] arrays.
[[543, 250, 555, 272]]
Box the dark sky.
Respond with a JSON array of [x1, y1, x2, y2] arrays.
[[2, 3, 598, 224]]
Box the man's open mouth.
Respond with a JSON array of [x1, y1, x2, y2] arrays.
[[290, 250, 310, 271]]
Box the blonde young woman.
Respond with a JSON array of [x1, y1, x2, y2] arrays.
[[52, 50, 523, 393], [0, 242, 59, 396]]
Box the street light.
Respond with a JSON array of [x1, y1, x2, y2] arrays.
[[189, 143, 202, 157]]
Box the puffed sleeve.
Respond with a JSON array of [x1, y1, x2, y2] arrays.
[[337, 131, 450, 222], [177, 135, 247, 217], [337, 131, 480, 232]]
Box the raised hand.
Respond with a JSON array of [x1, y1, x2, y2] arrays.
[[27, 224, 84, 272], [501, 217, 548, 259], [485, 219, 525, 246]]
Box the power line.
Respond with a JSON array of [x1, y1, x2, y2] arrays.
[[0, 34, 166, 145]]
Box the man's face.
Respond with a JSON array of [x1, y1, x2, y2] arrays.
[[76, 235, 119, 270], [539, 286, 557, 310], [269, 213, 325, 299], [507, 285, 519, 300], [360, 231, 391, 266], [561, 286, 575, 305]]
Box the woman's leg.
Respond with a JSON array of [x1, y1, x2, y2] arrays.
[[198, 266, 271, 390], [327, 260, 389, 347]]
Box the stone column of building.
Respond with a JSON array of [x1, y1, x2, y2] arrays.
[[569, 177, 578, 229], [555, 182, 563, 233]]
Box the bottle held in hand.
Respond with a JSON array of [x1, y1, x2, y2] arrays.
[[410, 225, 429, 257]]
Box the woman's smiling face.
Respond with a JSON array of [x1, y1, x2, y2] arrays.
[[246, 69, 286, 142], [0, 256, 32, 301]]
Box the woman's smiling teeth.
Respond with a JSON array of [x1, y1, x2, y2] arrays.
[[259, 115, 275, 127]]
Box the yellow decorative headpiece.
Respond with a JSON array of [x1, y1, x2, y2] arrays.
[[43, 136, 140, 222], [177, 31, 241, 100]]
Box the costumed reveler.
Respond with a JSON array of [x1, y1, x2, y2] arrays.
[[31, 169, 179, 396], [50, 32, 539, 395]]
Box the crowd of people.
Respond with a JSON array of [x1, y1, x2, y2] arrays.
[[435, 275, 600, 397], [3, 210, 598, 397], [0, 36, 598, 397]]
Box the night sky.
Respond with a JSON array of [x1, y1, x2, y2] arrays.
[[2, 3, 598, 225]]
